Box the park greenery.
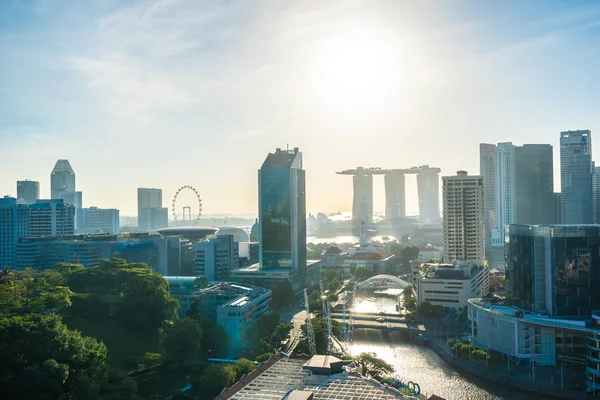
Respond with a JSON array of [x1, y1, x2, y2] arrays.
[[0, 259, 257, 399], [295, 317, 342, 355], [355, 352, 395, 377]]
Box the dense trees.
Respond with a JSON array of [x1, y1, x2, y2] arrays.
[[0, 314, 137, 399], [389, 244, 420, 274], [160, 318, 203, 364], [296, 317, 341, 355], [197, 359, 256, 399]]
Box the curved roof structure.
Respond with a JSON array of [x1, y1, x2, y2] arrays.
[[156, 226, 218, 241], [357, 274, 409, 289]]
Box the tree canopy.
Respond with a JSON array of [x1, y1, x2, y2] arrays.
[[160, 318, 203, 364], [355, 353, 395, 377]]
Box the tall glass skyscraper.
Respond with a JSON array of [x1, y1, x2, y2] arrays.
[[560, 130, 593, 224], [258, 147, 306, 285], [506, 224, 600, 317], [515, 144, 554, 224], [50, 159, 76, 199]]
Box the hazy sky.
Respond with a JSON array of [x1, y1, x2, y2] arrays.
[[2, 0, 600, 216]]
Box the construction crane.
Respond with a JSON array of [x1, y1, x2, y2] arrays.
[[320, 280, 333, 355], [303, 288, 317, 355]]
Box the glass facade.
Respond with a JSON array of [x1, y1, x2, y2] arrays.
[[560, 130, 593, 224], [259, 148, 306, 285], [506, 225, 600, 317], [515, 144, 554, 224]]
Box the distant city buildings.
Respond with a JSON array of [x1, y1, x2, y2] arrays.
[[560, 130, 593, 224], [50, 159, 76, 199], [194, 234, 239, 281], [442, 171, 484, 265], [480, 142, 554, 269], [81, 207, 120, 235], [16, 180, 39, 204], [0, 197, 30, 269], [137, 188, 168, 231], [58, 191, 83, 231]]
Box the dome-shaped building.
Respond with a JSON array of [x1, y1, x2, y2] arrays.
[[250, 218, 260, 242]]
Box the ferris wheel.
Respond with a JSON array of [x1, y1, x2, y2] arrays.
[[172, 185, 203, 223]]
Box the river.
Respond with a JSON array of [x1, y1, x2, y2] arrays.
[[349, 293, 547, 400]]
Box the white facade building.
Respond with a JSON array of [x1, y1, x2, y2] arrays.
[[58, 191, 83, 231], [137, 188, 168, 231], [413, 262, 489, 309], [493, 142, 516, 247], [194, 234, 239, 281], [81, 207, 120, 234], [442, 171, 485, 265]]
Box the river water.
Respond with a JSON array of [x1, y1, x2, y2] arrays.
[[349, 294, 547, 400]]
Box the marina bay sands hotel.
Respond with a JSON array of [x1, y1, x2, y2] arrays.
[[337, 165, 441, 225]]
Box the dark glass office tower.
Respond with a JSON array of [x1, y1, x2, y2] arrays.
[[506, 225, 600, 317], [515, 144, 554, 224], [259, 147, 306, 285]]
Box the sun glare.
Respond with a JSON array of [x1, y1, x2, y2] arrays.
[[308, 26, 399, 117]]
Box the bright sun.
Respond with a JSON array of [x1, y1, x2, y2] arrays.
[[308, 26, 399, 117]]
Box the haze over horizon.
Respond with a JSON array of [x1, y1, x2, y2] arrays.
[[2, 0, 600, 215]]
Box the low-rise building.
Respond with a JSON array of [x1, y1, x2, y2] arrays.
[[412, 261, 489, 309], [417, 244, 442, 262], [230, 260, 321, 292], [468, 299, 600, 395], [216, 353, 411, 400], [165, 279, 271, 346]]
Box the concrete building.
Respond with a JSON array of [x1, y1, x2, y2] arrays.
[[417, 167, 441, 222], [58, 191, 83, 231], [506, 224, 600, 317], [515, 144, 554, 224], [469, 300, 600, 395], [194, 234, 239, 281], [594, 164, 600, 223], [16, 180, 39, 204], [494, 142, 516, 242], [0, 197, 30, 269], [165, 279, 271, 345], [442, 171, 484, 265], [412, 261, 489, 309], [417, 244, 442, 262], [560, 130, 593, 224], [137, 188, 168, 231], [384, 171, 406, 220], [29, 199, 75, 237], [81, 207, 120, 234], [216, 353, 410, 400], [50, 159, 75, 199]]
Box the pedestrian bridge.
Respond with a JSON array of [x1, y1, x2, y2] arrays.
[[356, 275, 410, 290]]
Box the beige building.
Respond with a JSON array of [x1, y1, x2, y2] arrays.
[[442, 171, 484, 265]]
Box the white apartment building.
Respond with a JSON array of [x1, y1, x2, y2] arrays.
[[194, 234, 239, 281], [413, 261, 489, 309], [442, 171, 485, 265]]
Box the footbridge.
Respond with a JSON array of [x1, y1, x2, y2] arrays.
[[357, 274, 410, 290]]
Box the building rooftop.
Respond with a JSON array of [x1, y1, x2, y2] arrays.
[[216, 354, 412, 400], [156, 226, 218, 241]]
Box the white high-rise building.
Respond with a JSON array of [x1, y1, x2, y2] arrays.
[[480, 144, 497, 259], [58, 191, 83, 231], [442, 171, 484, 265], [494, 142, 516, 243], [194, 234, 239, 281], [50, 160, 76, 199], [594, 163, 600, 224], [137, 188, 168, 231]]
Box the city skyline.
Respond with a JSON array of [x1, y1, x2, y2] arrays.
[[2, 1, 600, 215]]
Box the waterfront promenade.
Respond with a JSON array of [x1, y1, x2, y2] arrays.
[[427, 339, 591, 400]]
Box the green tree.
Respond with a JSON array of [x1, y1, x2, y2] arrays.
[[355, 353, 395, 377], [54, 262, 84, 278], [233, 358, 256, 379], [160, 318, 203, 364], [193, 275, 208, 290], [0, 314, 121, 399], [199, 364, 236, 399]]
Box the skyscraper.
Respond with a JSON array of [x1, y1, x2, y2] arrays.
[[137, 188, 168, 231], [50, 160, 76, 199], [506, 224, 600, 317], [352, 173, 373, 227], [593, 164, 600, 224], [495, 142, 516, 232], [417, 167, 440, 222], [479, 144, 497, 261], [560, 130, 593, 224], [384, 171, 405, 220], [514, 144, 554, 224], [194, 234, 239, 281], [16, 180, 40, 204], [58, 191, 83, 231], [258, 147, 306, 284], [442, 171, 484, 265]]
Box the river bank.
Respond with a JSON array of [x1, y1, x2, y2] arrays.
[[426, 339, 591, 400]]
